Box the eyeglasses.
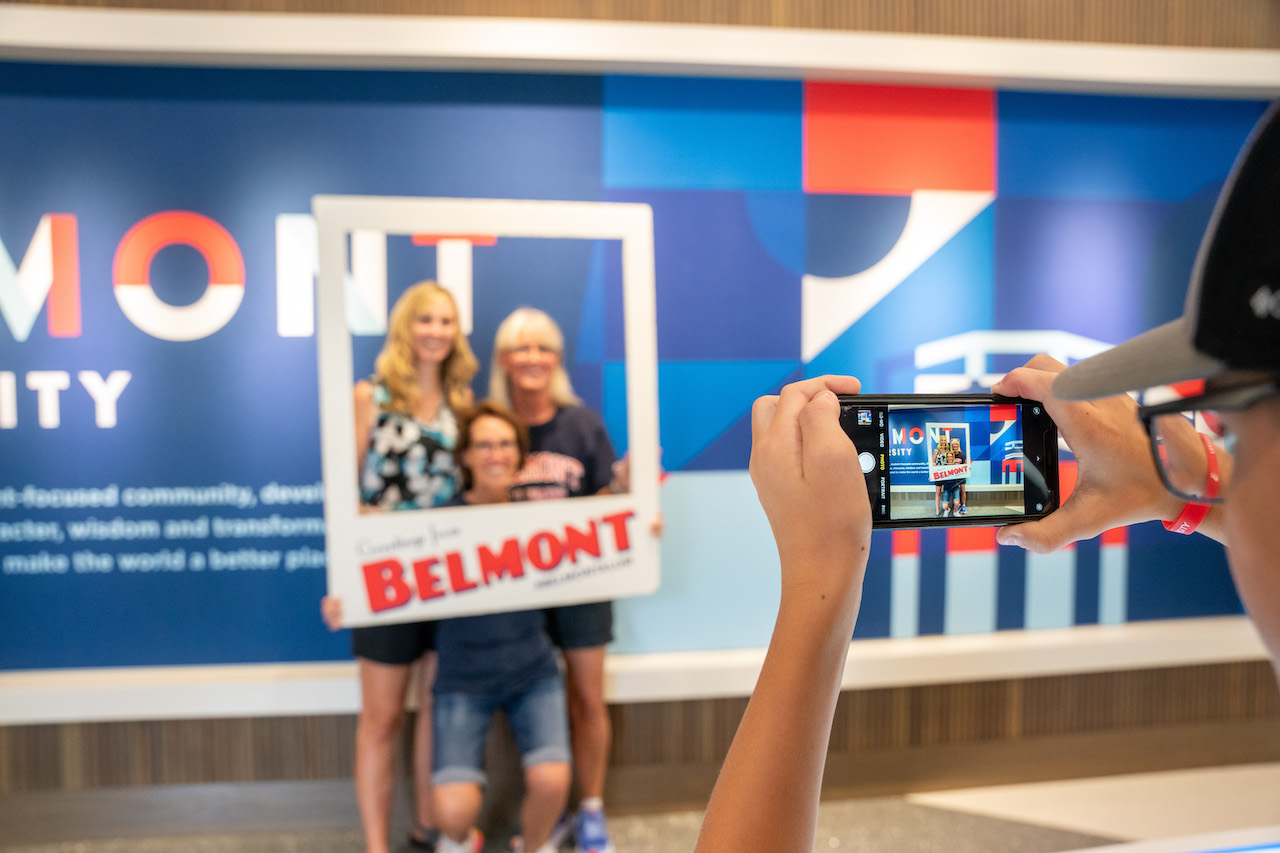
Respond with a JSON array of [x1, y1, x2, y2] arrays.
[[470, 439, 517, 453], [1136, 380, 1278, 504], [505, 343, 557, 357]]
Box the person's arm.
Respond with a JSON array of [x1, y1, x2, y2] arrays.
[[583, 409, 618, 496], [991, 354, 1228, 550], [695, 375, 870, 853], [600, 450, 666, 536], [320, 595, 343, 631], [354, 380, 377, 477]]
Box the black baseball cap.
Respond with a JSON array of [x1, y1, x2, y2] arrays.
[[1053, 101, 1280, 401]]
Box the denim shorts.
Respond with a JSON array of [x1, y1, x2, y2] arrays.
[[433, 675, 570, 786]]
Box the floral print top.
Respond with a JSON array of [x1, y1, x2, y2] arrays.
[[359, 382, 459, 510]]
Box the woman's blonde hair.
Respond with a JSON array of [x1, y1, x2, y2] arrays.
[[488, 307, 580, 411], [375, 281, 478, 415]]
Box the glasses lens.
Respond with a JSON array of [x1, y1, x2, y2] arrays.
[[1152, 411, 1225, 502]]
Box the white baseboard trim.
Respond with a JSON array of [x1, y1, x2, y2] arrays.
[[0, 6, 1277, 98], [0, 616, 1266, 725]]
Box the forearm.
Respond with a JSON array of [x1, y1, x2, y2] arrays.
[[696, 573, 862, 853], [1188, 506, 1228, 545]]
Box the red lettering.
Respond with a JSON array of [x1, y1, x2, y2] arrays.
[[112, 211, 245, 342], [114, 210, 244, 287], [526, 531, 564, 571], [600, 511, 635, 551], [563, 520, 601, 562], [49, 215, 81, 337], [411, 557, 446, 600], [479, 538, 525, 583], [446, 551, 478, 593], [363, 559, 412, 612]]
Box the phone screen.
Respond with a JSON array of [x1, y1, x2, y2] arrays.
[[837, 395, 1058, 529]]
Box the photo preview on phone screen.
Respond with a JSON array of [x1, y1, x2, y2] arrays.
[[838, 396, 1057, 530]]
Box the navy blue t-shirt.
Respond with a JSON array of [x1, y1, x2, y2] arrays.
[[511, 405, 617, 502], [432, 495, 560, 695]]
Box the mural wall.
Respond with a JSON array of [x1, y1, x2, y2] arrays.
[[0, 62, 1262, 669]]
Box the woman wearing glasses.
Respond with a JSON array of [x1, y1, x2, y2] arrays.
[[693, 102, 1280, 853], [488, 307, 626, 853], [431, 402, 571, 853]]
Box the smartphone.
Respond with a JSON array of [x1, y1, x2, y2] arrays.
[[836, 394, 1059, 530]]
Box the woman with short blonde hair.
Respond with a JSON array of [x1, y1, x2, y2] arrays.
[[488, 307, 580, 412]]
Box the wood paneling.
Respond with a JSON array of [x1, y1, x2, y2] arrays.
[[0, 715, 359, 791], [9, 661, 1276, 810], [8, 0, 1280, 49]]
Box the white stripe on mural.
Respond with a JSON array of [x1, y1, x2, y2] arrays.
[[1025, 548, 1076, 629], [945, 551, 998, 635], [891, 553, 920, 638], [1099, 539, 1129, 625]]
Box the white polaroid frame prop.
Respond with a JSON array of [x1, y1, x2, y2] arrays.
[[927, 422, 972, 483], [314, 195, 660, 628]]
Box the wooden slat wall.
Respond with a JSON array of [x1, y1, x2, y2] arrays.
[[4, 661, 1279, 807], [0, 716, 358, 791], [8, 0, 1280, 49]]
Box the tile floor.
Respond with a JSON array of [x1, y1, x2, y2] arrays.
[[1, 762, 1278, 853]]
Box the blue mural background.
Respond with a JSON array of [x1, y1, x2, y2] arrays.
[[0, 62, 1263, 669]]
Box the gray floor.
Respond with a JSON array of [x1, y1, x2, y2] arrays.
[[0, 779, 1117, 853]]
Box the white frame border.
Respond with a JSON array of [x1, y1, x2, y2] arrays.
[[314, 195, 659, 625], [0, 616, 1265, 724]]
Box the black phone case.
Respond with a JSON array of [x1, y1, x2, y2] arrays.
[[836, 394, 1059, 531]]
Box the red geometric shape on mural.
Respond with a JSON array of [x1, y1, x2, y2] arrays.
[[804, 83, 996, 195], [947, 525, 998, 553], [892, 529, 920, 557]]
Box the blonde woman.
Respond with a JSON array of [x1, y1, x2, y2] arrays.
[[324, 281, 477, 853]]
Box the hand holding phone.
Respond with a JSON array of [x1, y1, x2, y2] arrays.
[[992, 356, 1193, 552], [751, 375, 872, 579], [837, 394, 1060, 530]]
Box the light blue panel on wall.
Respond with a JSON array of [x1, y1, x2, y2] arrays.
[[611, 471, 781, 654], [1099, 545, 1128, 625], [891, 554, 921, 639], [603, 76, 803, 191], [945, 553, 998, 635], [1025, 549, 1077, 629]]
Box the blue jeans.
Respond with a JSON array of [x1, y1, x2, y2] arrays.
[[433, 674, 570, 786]]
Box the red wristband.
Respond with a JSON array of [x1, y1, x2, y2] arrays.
[[1163, 433, 1219, 535]]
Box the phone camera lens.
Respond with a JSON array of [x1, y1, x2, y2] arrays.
[[1033, 406, 1042, 415]]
